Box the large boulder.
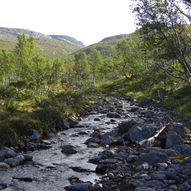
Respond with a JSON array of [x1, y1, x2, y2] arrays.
[[0, 147, 17, 159], [118, 119, 137, 134], [128, 125, 156, 143], [106, 112, 121, 118], [165, 131, 183, 148], [61, 145, 77, 155], [138, 97, 152, 107]]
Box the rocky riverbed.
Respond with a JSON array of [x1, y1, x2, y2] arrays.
[[0, 96, 191, 191]]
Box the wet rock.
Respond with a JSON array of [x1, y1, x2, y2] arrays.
[[135, 187, 155, 191], [4, 158, 20, 167], [184, 157, 191, 163], [94, 117, 101, 121], [165, 131, 183, 148], [145, 111, 155, 118], [23, 154, 33, 161], [126, 154, 138, 162], [95, 163, 116, 175], [85, 138, 100, 145], [156, 162, 168, 170], [13, 176, 33, 182], [138, 152, 167, 165], [136, 162, 150, 171], [0, 162, 10, 171], [100, 133, 114, 146], [68, 117, 78, 128], [68, 176, 83, 184], [118, 119, 137, 134], [0, 183, 8, 190], [63, 119, 70, 130], [173, 145, 191, 154], [107, 112, 121, 118], [178, 178, 191, 191], [88, 142, 100, 148], [61, 145, 77, 155], [0, 147, 17, 159], [78, 131, 88, 135], [70, 166, 92, 173], [128, 125, 155, 143], [14, 155, 25, 164], [65, 183, 92, 191], [90, 130, 101, 139], [151, 173, 167, 180], [29, 129, 39, 140], [138, 97, 152, 107], [88, 157, 101, 164]]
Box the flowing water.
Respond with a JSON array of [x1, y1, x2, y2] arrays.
[[0, 98, 134, 191]]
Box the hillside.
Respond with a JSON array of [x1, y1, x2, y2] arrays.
[[75, 33, 131, 58], [49, 35, 84, 47], [0, 27, 83, 58]]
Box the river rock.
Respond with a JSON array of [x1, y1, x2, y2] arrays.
[[165, 131, 183, 148], [65, 183, 92, 191], [138, 97, 152, 107], [23, 154, 33, 161], [63, 119, 70, 130], [0, 147, 17, 159], [4, 158, 20, 167], [135, 187, 155, 191], [117, 119, 137, 134], [14, 155, 25, 164], [68, 117, 78, 128], [128, 125, 155, 143], [138, 152, 167, 165], [106, 112, 121, 118], [61, 145, 77, 155], [173, 145, 191, 154], [0, 162, 10, 171], [29, 129, 39, 140], [0, 183, 8, 190]]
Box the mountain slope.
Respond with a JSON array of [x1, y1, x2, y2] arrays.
[[75, 33, 131, 58], [49, 35, 84, 47], [0, 27, 83, 58]]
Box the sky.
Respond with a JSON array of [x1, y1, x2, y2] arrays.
[[0, 0, 136, 45]]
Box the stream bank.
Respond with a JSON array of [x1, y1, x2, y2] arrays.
[[0, 96, 191, 191]]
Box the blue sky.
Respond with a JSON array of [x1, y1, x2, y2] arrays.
[[0, 0, 136, 45]]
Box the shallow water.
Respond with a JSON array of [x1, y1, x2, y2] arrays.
[[0, 99, 133, 191]]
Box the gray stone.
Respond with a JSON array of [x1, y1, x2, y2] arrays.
[[138, 97, 152, 107], [118, 119, 137, 134], [14, 155, 25, 164], [165, 131, 183, 148], [184, 157, 191, 163], [136, 162, 150, 171], [0, 162, 10, 171], [128, 125, 155, 143], [29, 129, 39, 140], [173, 145, 191, 154], [65, 183, 91, 191], [63, 119, 70, 130], [138, 152, 167, 165], [23, 154, 33, 161], [0, 147, 17, 158], [106, 112, 121, 118], [4, 158, 20, 167], [152, 173, 167, 180], [61, 145, 77, 155], [135, 187, 155, 191]]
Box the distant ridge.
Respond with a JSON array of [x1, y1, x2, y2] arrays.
[[49, 35, 84, 47], [0, 27, 83, 58], [101, 34, 131, 42], [74, 33, 131, 58], [0, 27, 49, 39]]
